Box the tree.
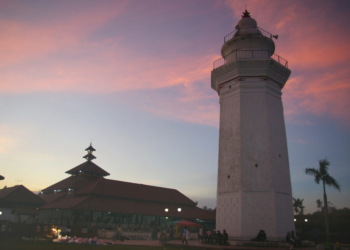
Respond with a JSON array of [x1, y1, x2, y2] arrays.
[[305, 158, 341, 242], [293, 197, 305, 215], [316, 199, 322, 211]]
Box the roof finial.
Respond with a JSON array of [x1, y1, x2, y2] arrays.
[[84, 143, 96, 161], [242, 9, 251, 18]]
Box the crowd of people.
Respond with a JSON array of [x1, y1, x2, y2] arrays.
[[198, 227, 229, 245], [286, 231, 299, 250]]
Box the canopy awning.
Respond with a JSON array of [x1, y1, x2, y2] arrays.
[[176, 219, 201, 227]]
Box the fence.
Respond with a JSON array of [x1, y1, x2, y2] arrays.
[[213, 50, 288, 69]]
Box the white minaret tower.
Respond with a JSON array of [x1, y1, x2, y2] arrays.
[[211, 10, 294, 240]]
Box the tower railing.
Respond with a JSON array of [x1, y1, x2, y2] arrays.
[[213, 50, 288, 69], [224, 27, 273, 43]]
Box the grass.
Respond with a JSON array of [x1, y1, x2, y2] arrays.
[[0, 238, 179, 250]]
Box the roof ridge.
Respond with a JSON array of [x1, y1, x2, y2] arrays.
[[102, 178, 179, 191]]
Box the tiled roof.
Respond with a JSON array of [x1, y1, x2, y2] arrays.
[[39, 192, 68, 204], [65, 161, 109, 176], [40, 196, 89, 209], [42, 175, 101, 192], [0, 185, 19, 198], [40, 196, 215, 220], [75, 178, 196, 206], [0, 185, 46, 207]]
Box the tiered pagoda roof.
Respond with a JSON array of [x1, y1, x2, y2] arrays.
[[38, 144, 215, 221], [65, 161, 109, 176]]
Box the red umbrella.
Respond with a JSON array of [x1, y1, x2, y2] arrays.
[[176, 220, 200, 228]]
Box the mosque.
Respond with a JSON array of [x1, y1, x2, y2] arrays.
[[34, 144, 214, 236]]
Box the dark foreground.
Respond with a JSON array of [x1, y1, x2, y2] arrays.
[[0, 238, 168, 250], [1, 238, 321, 250]]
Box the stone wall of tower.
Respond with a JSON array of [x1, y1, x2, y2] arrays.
[[214, 60, 294, 240]]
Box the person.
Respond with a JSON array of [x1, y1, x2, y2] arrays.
[[216, 230, 223, 245], [335, 240, 341, 250], [223, 230, 228, 245], [206, 229, 211, 243], [199, 226, 203, 241], [159, 230, 166, 246], [253, 230, 267, 241], [182, 226, 189, 245], [291, 231, 298, 247], [117, 224, 122, 234], [285, 231, 290, 243], [169, 226, 174, 240], [211, 230, 217, 244]]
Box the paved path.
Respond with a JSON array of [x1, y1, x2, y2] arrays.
[[104, 239, 319, 249]]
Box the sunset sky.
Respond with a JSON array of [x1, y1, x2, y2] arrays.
[[1, 0, 349, 214]]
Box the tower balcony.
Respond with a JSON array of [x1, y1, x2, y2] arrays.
[[213, 50, 288, 70], [224, 27, 274, 43]]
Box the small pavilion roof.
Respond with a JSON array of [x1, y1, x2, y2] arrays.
[[83, 153, 96, 161], [65, 161, 110, 176], [85, 144, 96, 152], [0, 175, 4, 180]]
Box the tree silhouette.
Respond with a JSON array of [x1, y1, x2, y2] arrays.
[[305, 158, 340, 242], [316, 199, 322, 211], [293, 197, 305, 215]]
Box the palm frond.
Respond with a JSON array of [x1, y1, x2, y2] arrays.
[[319, 158, 330, 175], [324, 175, 341, 191], [305, 168, 321, 184]]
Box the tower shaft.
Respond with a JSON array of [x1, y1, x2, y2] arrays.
[[212, 57, 294, 239]]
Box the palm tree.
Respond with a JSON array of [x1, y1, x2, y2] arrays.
[[305, 158, 340, 242], [293, 197, 305, 215]]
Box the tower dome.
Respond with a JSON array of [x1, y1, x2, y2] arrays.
[[221, 10, 275, 58]]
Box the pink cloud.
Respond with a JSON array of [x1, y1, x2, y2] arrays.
[[0, 2, 127, 67], [225, 0, 350, 126], [1, 1, 349, 128], [283, 69, 350, 125], [225, 0, 350, 69]]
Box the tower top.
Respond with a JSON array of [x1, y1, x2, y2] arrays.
[[221, 10, 275, 58], [235, 11, 257, 30], [85, 143, 96, 153], [242, 9, 251, 18], [83, 143, 96, 161]]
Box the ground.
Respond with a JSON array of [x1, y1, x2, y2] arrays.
[[1, 238, 172, 250]]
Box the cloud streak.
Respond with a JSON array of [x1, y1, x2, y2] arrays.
[[1, 1, 349, 127]]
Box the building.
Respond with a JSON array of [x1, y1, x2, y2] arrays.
[[211, 10, 294, 240], [37, 144, 214, 236], [0, 185, 45, 223]]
